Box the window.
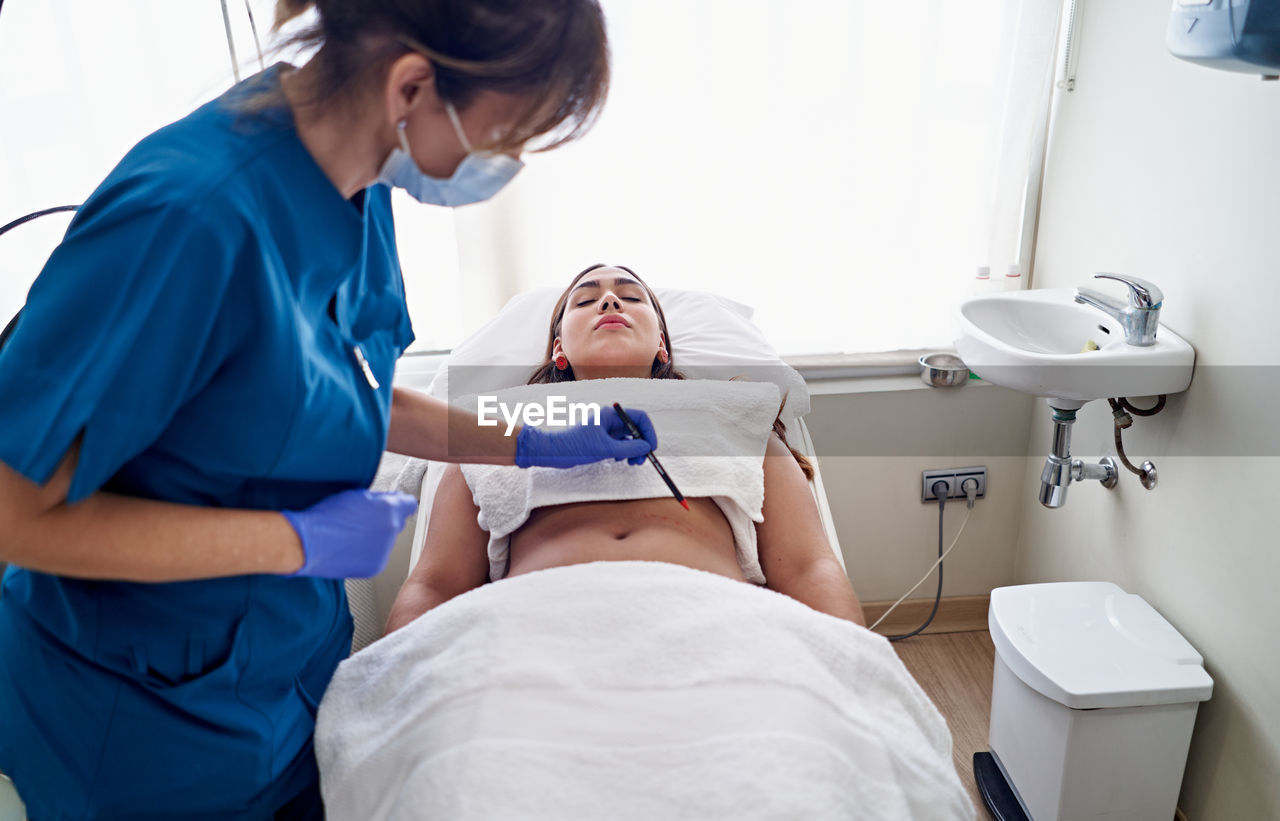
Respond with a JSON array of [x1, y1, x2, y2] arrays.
[[411, 1, 1061, 355], [0, 1, 1061, 358]]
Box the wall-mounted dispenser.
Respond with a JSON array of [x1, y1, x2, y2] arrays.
[[1167, 0, 1280, 78]]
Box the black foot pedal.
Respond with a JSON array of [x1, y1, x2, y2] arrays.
[[973, 751, 1029, 821]]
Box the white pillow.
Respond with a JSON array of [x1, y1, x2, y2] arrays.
[[403, 286, 810, 572], [423, 286, 810, 424]]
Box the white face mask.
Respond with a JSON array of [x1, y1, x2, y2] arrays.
[[377, 102, 524, 206]]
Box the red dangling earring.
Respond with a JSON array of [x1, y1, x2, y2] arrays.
[[555, 354, 569, 371], [657, 349, 669, 364]]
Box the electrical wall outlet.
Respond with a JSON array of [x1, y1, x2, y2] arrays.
[[922, 466, 987, 503]]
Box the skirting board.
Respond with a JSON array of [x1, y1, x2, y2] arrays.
[[864, 594, 990, 636]]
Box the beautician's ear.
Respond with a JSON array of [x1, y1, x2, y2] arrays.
[[552, 338, 564, 358], [383, 52, 438, 128]]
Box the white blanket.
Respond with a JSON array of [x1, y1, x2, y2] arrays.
[[461, 379, 782, 583], [316, 561, 974, 821]]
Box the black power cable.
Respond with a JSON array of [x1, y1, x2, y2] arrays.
[[887, 483, 948, 642], [1, 205, 82, 350], [0, 204, 79, 238], [882, 477, 979, 642]]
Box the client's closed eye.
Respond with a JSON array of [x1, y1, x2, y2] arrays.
[[576, 297, 640, 307]]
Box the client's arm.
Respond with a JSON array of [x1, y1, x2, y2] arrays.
[[384, 464, 491, 633], [756, 434, 866, 626]]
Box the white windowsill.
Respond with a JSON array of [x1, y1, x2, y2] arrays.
[[394, 348, 982, 396], [786, 349, 986, 395]]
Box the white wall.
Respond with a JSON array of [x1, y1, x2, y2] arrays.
[[805, 379, 1033, 602], [1018, 1, 1280, 817]]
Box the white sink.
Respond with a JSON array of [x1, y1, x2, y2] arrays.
[[954, 288, 1195, 409]]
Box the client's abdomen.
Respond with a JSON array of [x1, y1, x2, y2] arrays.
[[507, 498, 744, 582]]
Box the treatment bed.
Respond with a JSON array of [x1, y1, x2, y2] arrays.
[[328, 286, 974, 820]]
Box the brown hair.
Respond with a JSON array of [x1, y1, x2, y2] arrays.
[[528, 264, 815, 480], [268, 0, 609, 151]]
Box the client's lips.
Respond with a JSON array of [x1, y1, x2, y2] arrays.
[[595, 316, 631, 329]]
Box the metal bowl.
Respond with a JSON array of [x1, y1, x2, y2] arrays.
[[919, 352, 969, 388]]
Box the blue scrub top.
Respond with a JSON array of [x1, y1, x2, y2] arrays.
[[0, 65, 414, 818]]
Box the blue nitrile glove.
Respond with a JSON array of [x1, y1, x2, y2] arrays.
[[514, 405, 658, 469], [281, 489, 418, 578]]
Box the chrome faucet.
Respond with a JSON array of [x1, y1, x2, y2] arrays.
[[1074, 273, 1164, 346]]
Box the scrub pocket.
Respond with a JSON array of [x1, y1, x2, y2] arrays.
[[87, 617, 278, 816], [0, 609, 262, 818], [125, 623, 245, 688]]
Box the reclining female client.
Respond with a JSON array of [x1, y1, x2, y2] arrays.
[[386, 263, 865, 631]]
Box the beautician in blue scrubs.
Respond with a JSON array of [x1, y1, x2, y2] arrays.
[[0, 0, 654, 817]]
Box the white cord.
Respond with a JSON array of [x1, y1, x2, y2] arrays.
[[244, 0, 266, 70], [220, 0, 241, 82], [869, 503, 973, 632]]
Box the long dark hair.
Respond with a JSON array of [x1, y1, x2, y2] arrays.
[[528, 264, 814, 480], [264, 0, 609, 152]]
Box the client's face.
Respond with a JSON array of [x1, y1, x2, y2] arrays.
[[555, 267, 666, 380]]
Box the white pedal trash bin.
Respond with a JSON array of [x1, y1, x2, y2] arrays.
[[979, 582, 1213, 821]]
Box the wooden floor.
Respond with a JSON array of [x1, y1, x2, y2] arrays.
[[891, 629, 996, 818]]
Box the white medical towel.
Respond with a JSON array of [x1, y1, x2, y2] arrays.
[[316, 561, 974, 820], [460, 378, 781, 583]]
